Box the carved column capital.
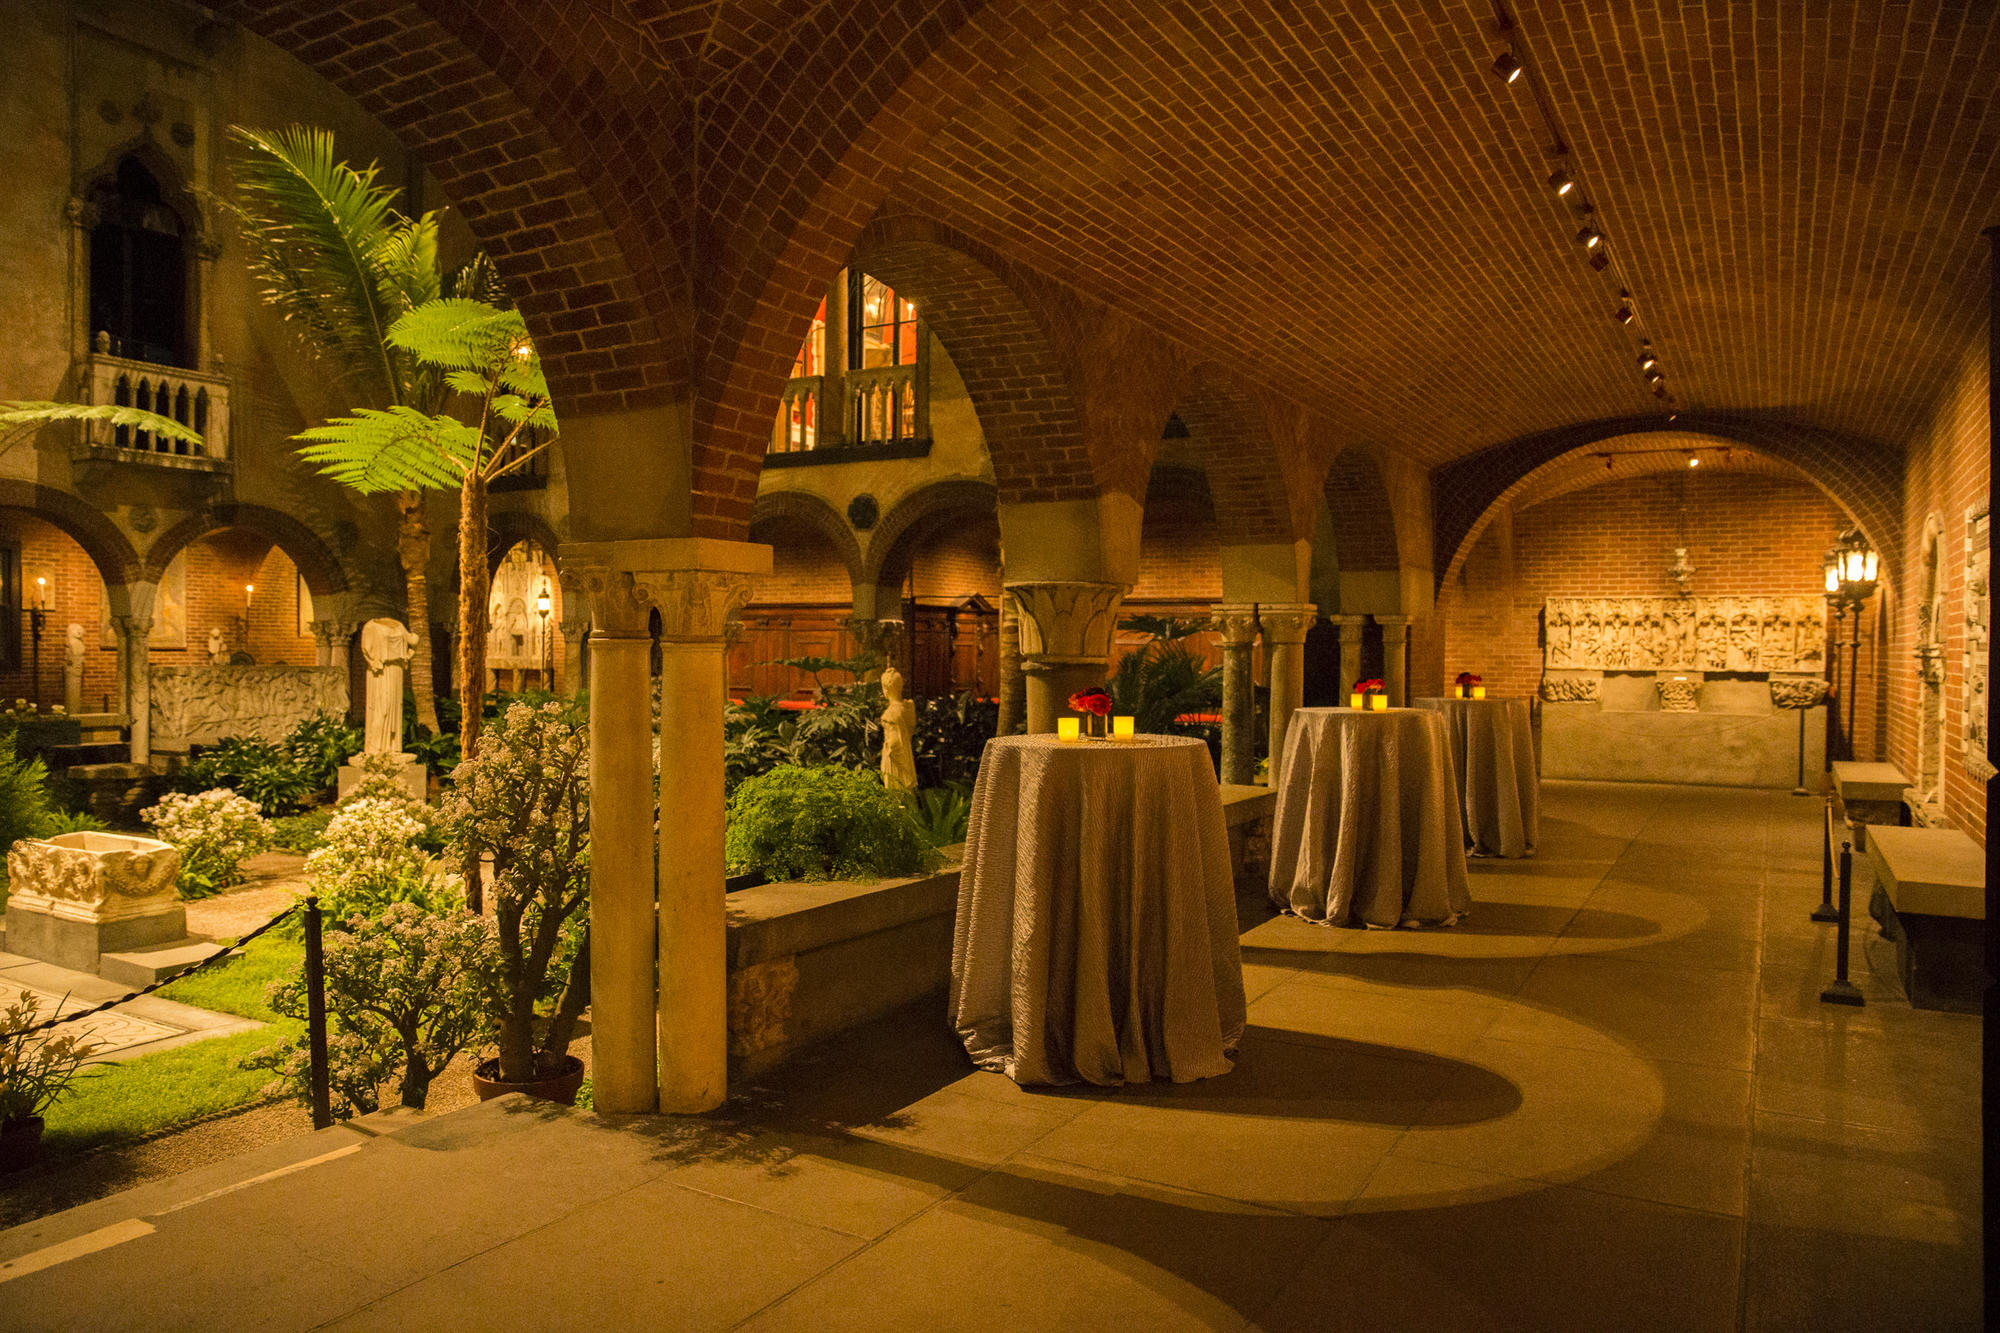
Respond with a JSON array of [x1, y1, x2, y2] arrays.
[[1372, 614, 1414, 634], [1210, 604, 1262, 649], [1256, 604, 1318, 646], [562, 538, 769, 642], [564, 562, 653, 638], [1005, 581, 1125, 665], [636, 569, 758, 642], [1326, 613, 1367, 633]]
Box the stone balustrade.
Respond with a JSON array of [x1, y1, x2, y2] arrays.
[[76, 347, 231, 468]]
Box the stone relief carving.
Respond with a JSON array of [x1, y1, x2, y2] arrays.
[[1912, 513, 1948, 814], [1769, 676, 1830, 709], [1964, 504, 1993, 781], [150, 665, 348, 749], [1540, 676, 1601, 703], [1655, 677, 1701, 712], [1544, 596, 1826, 673], [1006, 582, 1125, 664], [5, 832, 181, 924]]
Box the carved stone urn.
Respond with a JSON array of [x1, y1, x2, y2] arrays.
[[3, 832, 185, 973]]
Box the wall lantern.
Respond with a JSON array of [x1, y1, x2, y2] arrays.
[[1822, 528, 1878, 606]]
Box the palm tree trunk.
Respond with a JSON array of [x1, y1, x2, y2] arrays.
[[396, 493, 440, 733], [457, 469, 490, 910]]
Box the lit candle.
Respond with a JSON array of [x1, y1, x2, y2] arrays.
[[34, 576, 47, 610], [244, 583, 255, 617], [1369, 694, 1388, 711], [1057, 717, 1080, 742], [1349, 692, 1363, 709], [1471, 685, 1486, 699], [1112, 715, 1135, 740]]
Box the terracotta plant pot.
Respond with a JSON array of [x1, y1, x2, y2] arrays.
[[471, 1055, 585, 1106], [0, 1116, 46, 1175]]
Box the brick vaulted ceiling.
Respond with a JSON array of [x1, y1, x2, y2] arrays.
[[892, 0, 2000, 465]]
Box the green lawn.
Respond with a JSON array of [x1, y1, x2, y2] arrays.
[[40, 933, 307, 1155]]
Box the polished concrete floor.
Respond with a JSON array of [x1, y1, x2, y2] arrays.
[[0, 782, 1982, 1332]]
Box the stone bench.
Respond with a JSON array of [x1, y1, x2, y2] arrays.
[[1863, 824, 1985, 1012], [1831, 760, 1910, 848]]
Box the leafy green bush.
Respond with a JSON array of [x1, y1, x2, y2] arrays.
[[723, 688, 995, 794], [915, 694, 997, 787], [284, 712, 361, 792], [1107, 621, 1222, 735], [270, 808, 335, 854], [0, 732, 57, 862], [171, 736, 316, 815], [725, 765, 943, 883], [907, 784, 972, 849]]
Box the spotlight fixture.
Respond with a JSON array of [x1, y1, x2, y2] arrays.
[[1548, 168, 1575, 196], [1576, 224, 1602, 249], [1493, 51, 1523, 83], [1668, 412, 1678, 423], [1614, 304, 1635, 324], [1645, 368, 1664, 383], [1639, 352, 1659, 371], [1687, 455, 1700, 469]]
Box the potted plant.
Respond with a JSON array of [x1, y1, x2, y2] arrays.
[[1, 990, 97, 1173], [441, 701, 591, 1103]]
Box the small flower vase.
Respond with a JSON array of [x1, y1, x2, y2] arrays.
[[1080, 711, 1109, 740]]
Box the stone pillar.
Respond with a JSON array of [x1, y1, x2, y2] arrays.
[[1212, 604, 1261, 785], [559, 613, 590, 696], [113, 614, 153, 765], [1328, 615, 1367, 701], [995, 590, 1025, 736], [1376, 615, 1414, 706], [1006, 581, 1125, 734], [1259, 605, 1317, 788]]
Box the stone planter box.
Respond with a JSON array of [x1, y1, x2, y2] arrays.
[[3, 831, 185, 972]]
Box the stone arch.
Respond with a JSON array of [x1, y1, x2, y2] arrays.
[[1434, 414, 1904, 595], [750, 490, 864, 591], [861, 479, 999, 596], [486, 509, 564, 577], [141, 503, 349, 596], [849, 217, 1094, 508], [1161, 364, 1294, 546], [218, 4, 692, 428], [0, 481, 142, 585]]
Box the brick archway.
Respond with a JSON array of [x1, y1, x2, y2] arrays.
[[1321, 448, 1403, 575], [486, 510, 564, 577], [1433, 414, 1904, 594], [750, 490, 864, 590], [0, 482, 142, 585], [852, 217, 1094, 507], [1163, 364, 1296, 546], [861, 479, 999, 594], [141, 504, 350, 597]]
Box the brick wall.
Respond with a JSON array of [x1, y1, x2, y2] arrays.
[[1131, 485, 1222, 602], [1888, 333, 1990, 844], [1439, 471, 1871, 748], [0, 516, 317, 709], [909, 522, 1000, 602], [750, 527, 854, 605]]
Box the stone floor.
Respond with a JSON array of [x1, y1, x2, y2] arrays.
[[0, 782, 1982, 1332]]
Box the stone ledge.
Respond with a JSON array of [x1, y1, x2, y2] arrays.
[[1831, 760, 1911, 805], [1220, 784, 1277, 826], [726, 857, 961, 970], [1864, 824, 1984, 920]]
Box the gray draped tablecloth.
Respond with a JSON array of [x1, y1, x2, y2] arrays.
[[1268, 707, 1472, 928], [1414, 696, 1540, 859], [950, 734, 1246, 1086]]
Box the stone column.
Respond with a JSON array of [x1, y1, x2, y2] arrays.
[[1328, 615, 1367, 701], [559, 613, 590, 696], [995, 590, 1025, 736], [1259, 605, 1317, 787], [1006, 581, 1125, 734], [113, 614, 153, 765], [1212, 604, 1261, 785], [564, 560, 658, 1115], [1375, 615, 1414, 706]]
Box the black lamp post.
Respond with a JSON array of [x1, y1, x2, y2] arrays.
[[536, 581, 553, 689], [26, 576, 47, 709], [1822, 527, 1879, 762]]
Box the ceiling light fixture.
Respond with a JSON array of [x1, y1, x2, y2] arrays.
[[1614, 303, 1635, 324], [1576, 224, 1602, 249], [1548, 168, 1575, 195], [1687, 455, 1700, 469], [1639, 352, 1659, 371], [1493, 51, 1523, 83]]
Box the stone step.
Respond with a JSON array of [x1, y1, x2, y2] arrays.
[[98, 940, 229, 988]]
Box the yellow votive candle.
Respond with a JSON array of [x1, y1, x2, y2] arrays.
[[1472, 686, 1485, 699], [1369, 694, 1388, 711], [1057, 717, 1081, 742], [1112, 715, 1135, 739], [1349, 692, 1364, 709]]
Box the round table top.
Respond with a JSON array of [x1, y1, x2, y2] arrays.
[[1414, 696, 1529, 710], [985, 733, 1211, 757]]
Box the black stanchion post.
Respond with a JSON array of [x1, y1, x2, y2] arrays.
[[1792, 704, 1809, 796], [304, 894, 333, 1129], [1813, 801, 1839, 923], [1821, 840, 1864, 1007]]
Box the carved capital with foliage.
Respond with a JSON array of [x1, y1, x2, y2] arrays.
[[1210, 604, 1262, 650], [1005, 581, 1124, 665], [1257, 604, 1318, 646]]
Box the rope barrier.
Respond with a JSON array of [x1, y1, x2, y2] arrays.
[[7, 901, 302, 1037]]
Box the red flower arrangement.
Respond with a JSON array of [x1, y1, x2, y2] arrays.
[[1354, 678, 1385, 695], [1067, 687, 1113, 717], [1455, 672, 1482, 687]]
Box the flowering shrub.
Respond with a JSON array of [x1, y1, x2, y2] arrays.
[[259, 902, 497, 1115], [143, 789, 272, 898], [304, 797, 439, 920]]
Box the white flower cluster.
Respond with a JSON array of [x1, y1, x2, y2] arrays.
[[143, 788, 272, 896], [305, 797, 432, 915]]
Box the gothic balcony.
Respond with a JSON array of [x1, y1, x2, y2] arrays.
[[764, 366, 930, 469], [72, 342, 231, 475]]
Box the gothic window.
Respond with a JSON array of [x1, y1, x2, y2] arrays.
[[850, 273, 921, 445], [88, 157, 189, 368], [854, 275, 917, 370], [791, 298, 826, 378]]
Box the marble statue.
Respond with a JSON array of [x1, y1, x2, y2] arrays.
[[208, 626, 228, 665], [878, 664, 917, 791], [63, 623, 85, 714], [360, 617, 414, 755]]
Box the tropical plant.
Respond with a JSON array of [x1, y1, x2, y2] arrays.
[[143, 789, 273, 898], [171, 736, 316, 815], [1, 991, 98, 1127], [768, 651, 882, 699], [261, 902, 494, 1115], [39, 809, 109, 838], [1107, 623, 1223, 735], [284, 712, 362, 793], [906, 784, 972, 850], [0, 402, 207, 462], [225, 124, 452, 732], [914, 693, 997, 788], [0, 734, 57, 862], [725, 765, 943, 883], [439, 701, 590, 1084]]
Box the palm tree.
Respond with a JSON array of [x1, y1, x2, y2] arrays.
[[225, 125, 449, 732]]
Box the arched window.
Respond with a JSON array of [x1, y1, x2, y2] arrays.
[[89, 157, 189, 368]]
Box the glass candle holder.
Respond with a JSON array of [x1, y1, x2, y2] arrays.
[[1112, 715, 1135, 740], [1349, 692, 1364, 709], [1471, 686, 1486, 700], [1057, 717, 1081, 742], [1369, 694, 1388, 711]]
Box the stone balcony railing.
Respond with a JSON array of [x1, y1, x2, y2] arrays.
[[769, 374, 823, 454], [848, 362, 917, 444], [74, 346, 231, 472]]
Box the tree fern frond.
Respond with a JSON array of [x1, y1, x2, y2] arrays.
[[224, 124, 412, 406], [446, 252, 510, 305], [374, 213, 441, 310], [491, 395, 559, 436], [387, 300, 527, 375], [294, 407, 479, 493], [0, 401, 206, 447]]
